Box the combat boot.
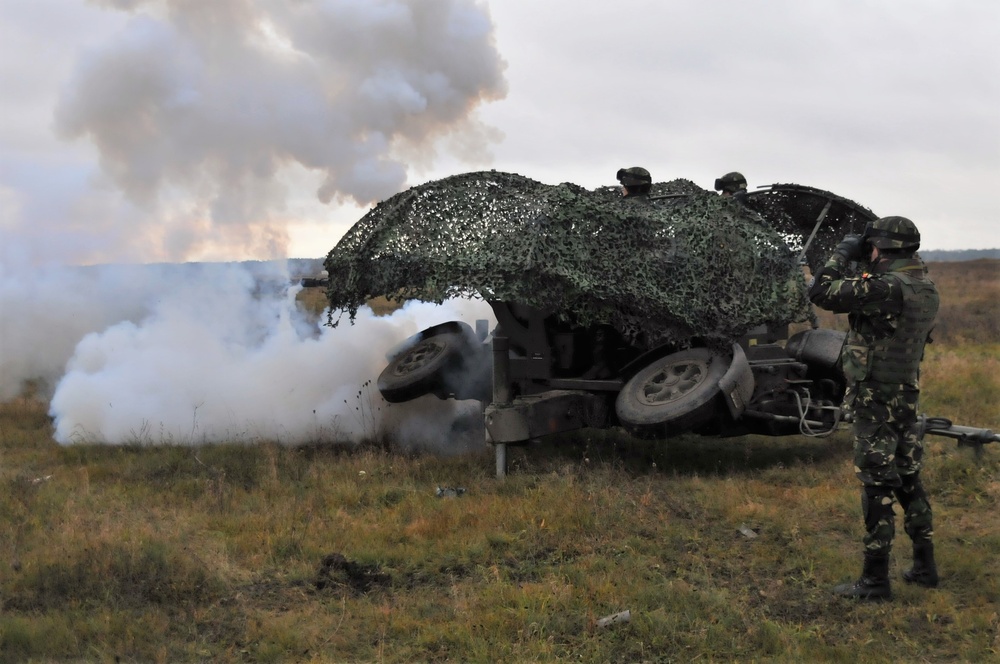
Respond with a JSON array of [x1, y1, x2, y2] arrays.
[[902, 540, 938, 588], [833, 554, 892, 601]]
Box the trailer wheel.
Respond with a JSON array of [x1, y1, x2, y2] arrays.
[[615, 347, 729, 437], [378, 332, 469, 403]]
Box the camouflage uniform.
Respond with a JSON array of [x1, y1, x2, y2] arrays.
[[809, 219, 939, 597]]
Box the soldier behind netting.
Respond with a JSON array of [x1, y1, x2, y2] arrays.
[[577, 166, 654, 378], [616, 166, 652, 199], [714, 171, 748, 205], [808, 216, 940, 602]]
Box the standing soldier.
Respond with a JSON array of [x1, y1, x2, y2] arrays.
[[808, 216, 940, 601], [616, 167, 652, 198], [714, 171, 748, 205]]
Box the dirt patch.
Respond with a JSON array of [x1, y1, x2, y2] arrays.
[[313, 553, 391, 595]]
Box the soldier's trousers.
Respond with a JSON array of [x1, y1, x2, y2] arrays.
[[848, 383, 934, 556]]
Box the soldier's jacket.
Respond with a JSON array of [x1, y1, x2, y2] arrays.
[[808, 253, 939, 390]]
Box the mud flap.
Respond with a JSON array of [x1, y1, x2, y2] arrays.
[[719, 343, 754, 419]]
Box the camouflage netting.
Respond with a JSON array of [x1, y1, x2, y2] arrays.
[[744, 184, 878, 274], [324, 171, 814, 347]]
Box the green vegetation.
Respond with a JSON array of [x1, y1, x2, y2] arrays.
[[2, 263, 998, 663]]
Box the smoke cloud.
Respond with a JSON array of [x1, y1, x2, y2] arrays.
[[1, 0, 507, 450], [10, 261, 496, 449], [52, 0, 506, 261], [0, 262, 164, 402]]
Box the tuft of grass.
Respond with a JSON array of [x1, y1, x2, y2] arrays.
[[920, 343, 1000, 429], [7, 539, 222, 611]]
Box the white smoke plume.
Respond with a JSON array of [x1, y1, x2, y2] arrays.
[[53, 0, 506, 261], [0, 262, 169, 402], [1, 0, 508, 451], [37, 262, 495, 449]]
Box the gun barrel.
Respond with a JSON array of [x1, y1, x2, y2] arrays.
[[923, 422, 999, 445]]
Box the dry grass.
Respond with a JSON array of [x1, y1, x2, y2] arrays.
[[1, 412, 997, 662], [295, 288, 403, 320], [2, 261, 998, 662], [926, 260, 1000, 344], [920, 344, 1000, 434], [294, 286, 330, 317]]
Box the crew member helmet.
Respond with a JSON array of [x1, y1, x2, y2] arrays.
[[617, 166, 652, 187], [865, 216, 921, 251], [714, 171, 747, 194]]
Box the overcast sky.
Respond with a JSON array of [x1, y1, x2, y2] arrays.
[[1, 0, 998, 268]]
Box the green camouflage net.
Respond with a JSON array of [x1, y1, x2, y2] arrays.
[[324, 171, 814, 347], [744, 184, 878, 274]]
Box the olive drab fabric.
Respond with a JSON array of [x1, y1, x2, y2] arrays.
[[323, 171, 813, 348], [714, 171, 747, 194], [616, 166, 652, 186], [867, 267, 938, 384], [865, 216, 921, 251], [617, 166, 653, 198]]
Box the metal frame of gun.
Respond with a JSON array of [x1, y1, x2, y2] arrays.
[[648, 193, 691, 201], [916, 414, 999, 457]]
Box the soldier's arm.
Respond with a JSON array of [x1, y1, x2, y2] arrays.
[[807, 254, 852, 312], [808, 255, 892, 314]]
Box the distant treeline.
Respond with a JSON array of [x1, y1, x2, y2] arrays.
[[286, 258, 325, 277], [288, 250, 1000, 271], [920, 248, 1000, 262], [82, 253, 998, 282]]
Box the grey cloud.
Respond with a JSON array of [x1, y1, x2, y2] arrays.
[[51, 0, 506, 260], [477, 0, 998, 251]]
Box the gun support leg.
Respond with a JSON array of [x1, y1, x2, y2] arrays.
[[495, 443, 507, 479], [491, 329, 511, 479]]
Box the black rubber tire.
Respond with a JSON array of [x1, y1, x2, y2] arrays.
[[615, 347, 730, 437], [378, 332, 469, 403]]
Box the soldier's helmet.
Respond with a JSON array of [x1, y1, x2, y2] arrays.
[[865, 216, 921, 251], [714, 171, 747, 193], [617, 166, 652, 187]]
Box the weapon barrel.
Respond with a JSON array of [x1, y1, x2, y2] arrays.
[[925, 425, 999, 445], [921, 416, 999, 445]]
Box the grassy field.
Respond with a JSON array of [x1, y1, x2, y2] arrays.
[[2, 262, 998, 663]]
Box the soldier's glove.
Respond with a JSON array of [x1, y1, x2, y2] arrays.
[[834, 234, 866, 262]]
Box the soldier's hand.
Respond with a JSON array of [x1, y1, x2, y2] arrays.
[[834, 234, 866, 262]]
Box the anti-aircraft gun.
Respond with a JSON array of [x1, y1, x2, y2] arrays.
[[319, 171, 996, 476]]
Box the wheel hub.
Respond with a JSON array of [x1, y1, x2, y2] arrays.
[[392, 339, 447, 376], [640, 359, 709, 405]]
